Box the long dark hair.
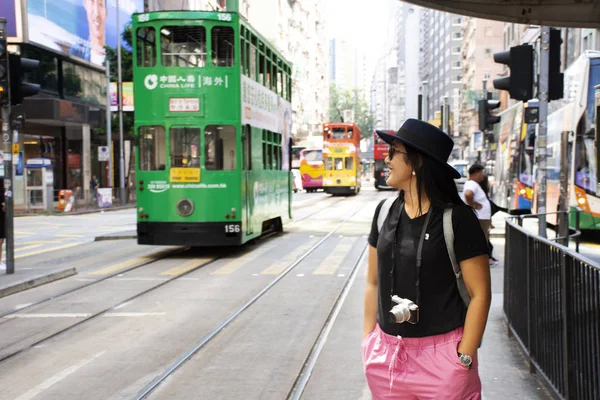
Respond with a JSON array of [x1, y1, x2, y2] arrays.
[[398, 143, 463, 213]]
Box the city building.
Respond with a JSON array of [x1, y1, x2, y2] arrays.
[[419, 9, 464, 136], [2, 0, 143, 211], [459, 17, 504, 160], [244, 0, 328, 140]]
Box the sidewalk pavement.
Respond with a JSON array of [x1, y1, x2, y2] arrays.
[[480, 237, 554, 400]]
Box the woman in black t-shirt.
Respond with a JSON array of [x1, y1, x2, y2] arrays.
[[362, 119, 491, 400]]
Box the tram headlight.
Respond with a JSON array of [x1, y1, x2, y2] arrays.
[[577, 197, 586, 206], [177, 199, 194, 217]]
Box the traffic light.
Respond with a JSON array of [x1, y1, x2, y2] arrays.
[[493, 45, 534, 101], [549, 28, 564, 101], [9, 54, 40, 106], [0, 27, 8, 106], [478, 99, 501, 132]]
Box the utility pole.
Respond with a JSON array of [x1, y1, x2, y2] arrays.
[[0, 19, 14, 274], [537, 26, 550, 238], [558, 130, 569, 244], [105, 60, 113, 188], [117, 0, 126, 199]]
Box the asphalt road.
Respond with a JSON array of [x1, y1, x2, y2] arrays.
[[0, 186, 554, 400]]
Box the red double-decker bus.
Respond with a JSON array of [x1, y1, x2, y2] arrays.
[[373, 131, 393, 190]]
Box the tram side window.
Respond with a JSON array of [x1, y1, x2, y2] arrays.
[[324, 158, 333, 170], [212, 27, 234, 67], [170, 127, 200, 168], [136, 27, 156, 67], [161, 26, 206, 67], [205, 125, 236, 170], [139, 126, 166, 171], [575, 136, 597, 193], [345, 157, 354, 170]]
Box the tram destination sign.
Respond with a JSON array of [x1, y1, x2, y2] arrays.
[[169, 98, 200, 113]]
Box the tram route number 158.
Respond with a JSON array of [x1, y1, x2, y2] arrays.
[[225, 224, 241, 234]]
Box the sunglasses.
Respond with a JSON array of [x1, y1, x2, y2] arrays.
[[388, 145, 408, 160]]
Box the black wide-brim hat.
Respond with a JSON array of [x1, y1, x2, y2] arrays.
[[376, 118, 461, 179]]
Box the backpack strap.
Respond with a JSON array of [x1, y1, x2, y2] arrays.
[[443, 208, 471, 308], [377, 197, 397, 233]]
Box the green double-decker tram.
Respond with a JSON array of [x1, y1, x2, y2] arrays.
[[132, 10, 293, 246]]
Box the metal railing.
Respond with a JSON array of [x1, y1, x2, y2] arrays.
[[517, 209, 582, 252], [504, 215, 600, 400]]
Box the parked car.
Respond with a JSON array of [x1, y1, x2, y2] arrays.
[[292, 169, 302, 193]]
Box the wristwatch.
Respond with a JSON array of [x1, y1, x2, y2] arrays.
[[457, 352, 472, 369]]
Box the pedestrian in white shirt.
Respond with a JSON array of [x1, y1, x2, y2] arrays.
[[462, 164, 491, 243]]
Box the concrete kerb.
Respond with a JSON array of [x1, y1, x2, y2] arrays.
[[0, 268, 77, 299], [94, 231, 138, 241], [15, 205, 136, 218]]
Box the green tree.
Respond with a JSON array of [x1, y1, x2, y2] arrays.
[[328, 84, 374, 139]]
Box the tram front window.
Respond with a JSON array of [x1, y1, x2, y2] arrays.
[[345, 157, 354, 170], [304, 150, 322, 162], [575, 137, 597, 194], [332, 128, 345, 139], [334, 158, 344, 170], [170, 127, 200, 167], [139, 126, 166, 171]]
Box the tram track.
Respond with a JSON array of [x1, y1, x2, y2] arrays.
[[0, 194, 360, 367], [0, 246, 188, 320], [132, 203, 367, 400], [0, 194, 343, 321], [0, 254, 222, 364]]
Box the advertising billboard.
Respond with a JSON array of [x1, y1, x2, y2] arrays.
[[0, 0, 18, 38], [109, 81, 133, 111], [27, 0, 143, 67]]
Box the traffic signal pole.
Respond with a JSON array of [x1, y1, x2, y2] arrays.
[[537, 26, 550, 238], [0, 18, 15, 274]]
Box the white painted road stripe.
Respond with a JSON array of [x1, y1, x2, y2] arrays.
[[103, 312, 166, 317], [4, 312, 166, 319], [4, 313, 92, 319], [14, 351, 106, 400]]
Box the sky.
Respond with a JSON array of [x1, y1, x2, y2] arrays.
[[324, 0, 390, 60]]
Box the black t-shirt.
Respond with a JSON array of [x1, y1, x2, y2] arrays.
[[368, 197, 489, 338]]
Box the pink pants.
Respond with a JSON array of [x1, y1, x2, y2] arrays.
[[361, 324, 481, 400]]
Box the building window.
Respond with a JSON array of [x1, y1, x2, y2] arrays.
[[453, 32, 463, 40], [484, 48, 492, 58], [136, 27, 156, 67], [161, 26, 207, 67], [139, 126, 167, 171], [170, 127, 200, 167], [205, 125, 237, 170], [212, 26, 234, 67]]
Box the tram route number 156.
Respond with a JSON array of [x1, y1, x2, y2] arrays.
[[225, 224, 241, 234]]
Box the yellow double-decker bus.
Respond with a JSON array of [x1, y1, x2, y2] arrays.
[[322, 122, 361, 195]]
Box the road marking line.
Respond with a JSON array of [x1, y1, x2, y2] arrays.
[[8, 242, 84, 260], [89, 255, 152, 276], [260, 238, 319, 275], [114, 277, 169, 281], [4, 313, 92, 319], [14, 351, 106, 400], [103, 312, 166, 317], [160, 258, 212, 276], [56, 234, 86, 238], [312, 237, 356, 275], [211, 245, 275, 275]]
